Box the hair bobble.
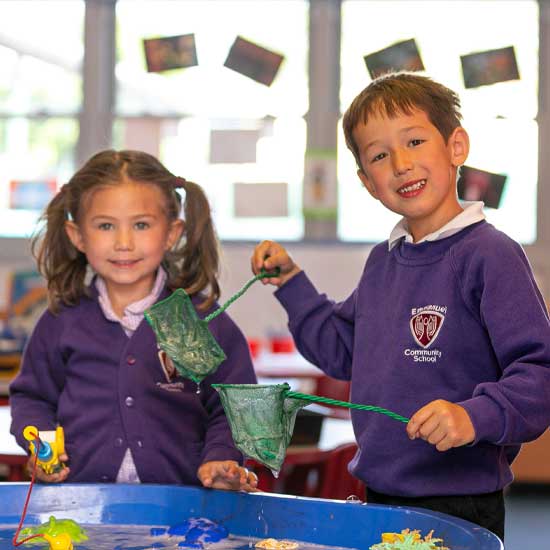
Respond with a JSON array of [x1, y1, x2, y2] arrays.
[[173, 176, 187, 189]]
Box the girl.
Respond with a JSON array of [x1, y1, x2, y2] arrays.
[[10, 149, 258, 491]]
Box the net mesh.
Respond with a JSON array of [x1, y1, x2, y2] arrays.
[[144, 269, 279, 385], [144, 289, 226, 384], [212, 383, 309, 473]]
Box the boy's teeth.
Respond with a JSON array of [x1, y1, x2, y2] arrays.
[[399, 180, 426, 193]]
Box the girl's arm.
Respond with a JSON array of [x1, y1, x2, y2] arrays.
[[9, 311, 65, 451], [197, 460, 258, 492]]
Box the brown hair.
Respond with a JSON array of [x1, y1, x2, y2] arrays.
[[342, 72, 462, 171], [32, 149, 220, 313]]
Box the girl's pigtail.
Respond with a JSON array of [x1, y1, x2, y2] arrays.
[[32, 184, 88, 313], [169, 179, 220, 311]]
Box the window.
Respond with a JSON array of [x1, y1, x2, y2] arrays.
[[0, 0, 84, 237], [115, 0, 308, 240], [338, 0, 539, 244]]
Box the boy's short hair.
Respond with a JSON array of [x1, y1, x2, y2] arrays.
[[342, 72, 463, 171]]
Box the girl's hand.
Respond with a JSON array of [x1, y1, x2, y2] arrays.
[[26, 453, 70, 483], [197, 460, 259, 492], [406, 400, 475, 451], [251, 240, 301, 288]]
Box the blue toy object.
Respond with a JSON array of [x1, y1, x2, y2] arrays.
[[150, 517, 228, 548]]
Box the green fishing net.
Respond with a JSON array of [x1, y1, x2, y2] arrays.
[[144, 269, 279, 384], [213, 382, 410, 473], [145, 288, 225, 384], [212, 383, 309, 473]]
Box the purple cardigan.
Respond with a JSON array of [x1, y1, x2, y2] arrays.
[[9, 286, 257, 484]]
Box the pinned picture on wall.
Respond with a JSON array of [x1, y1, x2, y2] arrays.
[[457, 166, 507, 209], [233, 182, 288, 218], [224, 36, 284, 86], [9, 179, 57, 210], [303, 153, 338, 221], [143, 33, 198, 72], [209, 129, 259, 164], [364, 38, 424, 80], [460, 46, 519, 88]]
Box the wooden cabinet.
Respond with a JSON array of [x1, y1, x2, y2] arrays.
[[0, 354, 20, 401], [512, 430, 550, 483]]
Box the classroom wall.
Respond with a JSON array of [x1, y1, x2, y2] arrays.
[[3, 237, 548, 341], [218, 242, 372, 338], [0, 236, 370, 338]]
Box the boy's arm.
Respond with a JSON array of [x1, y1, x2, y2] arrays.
[[275, 271, 356, 380], [251, 240, 357, 380], [251, 240, 302, 287], [406, 399, 475, 451], [452, 235, 550, 447]]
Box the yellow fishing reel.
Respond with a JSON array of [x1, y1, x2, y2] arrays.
[[23, 425, 65, 475]]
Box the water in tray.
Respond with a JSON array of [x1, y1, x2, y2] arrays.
[[1, 524, 358, 550]]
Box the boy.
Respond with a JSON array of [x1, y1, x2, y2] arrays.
[[251, 72, 550, 540]]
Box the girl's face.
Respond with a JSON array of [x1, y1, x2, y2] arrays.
[[65, 180, 183, 303], [354, 107, 469, 242]]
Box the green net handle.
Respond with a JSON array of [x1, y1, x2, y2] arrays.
[[285, 391, 410, 423], [204, 268, 280, 323]]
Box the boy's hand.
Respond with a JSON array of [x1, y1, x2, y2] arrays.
[[406, 400, 475, 451], [251, 240, 301, 287], [197, 460, 259, 492], [26, 453, 70, 483]]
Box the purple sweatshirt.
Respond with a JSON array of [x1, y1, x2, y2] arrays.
[[9, 285, 257, 484], [276, 221, 550, 497]]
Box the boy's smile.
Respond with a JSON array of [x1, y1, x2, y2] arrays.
[[354, 107, 469, 242], [396, 178, 426, 198]]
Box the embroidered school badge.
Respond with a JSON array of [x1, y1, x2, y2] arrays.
[[158, 349, 178, 383], [410, 310, 444, 348]]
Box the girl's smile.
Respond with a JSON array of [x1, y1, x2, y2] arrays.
[[109, 259, 142, 267]]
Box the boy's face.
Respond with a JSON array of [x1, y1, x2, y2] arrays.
[[354, 107, 469, 241]]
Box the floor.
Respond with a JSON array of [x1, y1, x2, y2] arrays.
[[504, 484, 550, 549]]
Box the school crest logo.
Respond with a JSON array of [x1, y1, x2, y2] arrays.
[[410, 310, 444, 348]]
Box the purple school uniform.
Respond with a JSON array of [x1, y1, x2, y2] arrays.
[[276, 221, 550, 497], [9, 285, 256, 484]]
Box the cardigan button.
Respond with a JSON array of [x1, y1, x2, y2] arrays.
[[114, 438, 123, 447], [126, 355, 136, 365], [125, 396, 134, 407]]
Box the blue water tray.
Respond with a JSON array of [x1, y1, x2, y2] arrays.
[[0, 483, 502, 549]]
